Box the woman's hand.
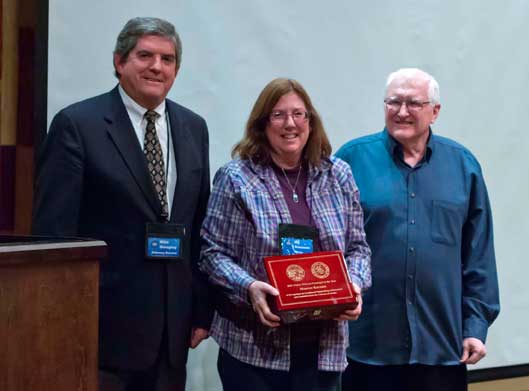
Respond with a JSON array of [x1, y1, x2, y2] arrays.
[[248, 281, 281, 327], [334, 283, 363, 321]]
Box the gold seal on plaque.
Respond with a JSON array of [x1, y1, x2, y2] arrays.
[[311, 262, 330, 279], [286, 264, 305, 282]]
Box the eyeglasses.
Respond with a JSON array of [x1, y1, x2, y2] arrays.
[[269, 110, 310, 124], [384, 98, 431, 113]]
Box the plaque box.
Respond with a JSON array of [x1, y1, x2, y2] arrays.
[[264, 250, 357, 323]]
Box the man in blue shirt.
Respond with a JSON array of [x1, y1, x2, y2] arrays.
[[336, 68, 499, 391]]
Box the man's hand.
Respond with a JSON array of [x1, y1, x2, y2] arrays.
[[189, 327, 209, 349], [460, 337, 486, 364], [248, 281, 281, 328], [334, 283, 362, 321]]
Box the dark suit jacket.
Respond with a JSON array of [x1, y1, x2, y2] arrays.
[[32, 86, 211, 371]]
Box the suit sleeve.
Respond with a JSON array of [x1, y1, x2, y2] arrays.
[[32, 111, 84, 236], [190, 117, 214, 329]]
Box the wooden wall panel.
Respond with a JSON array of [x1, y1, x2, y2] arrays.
[[0, 0, 37, 234], [14, 145, 33, 234], [0, 145, 15, 231], [0, 0, 19, 146], [17, 28, 35, 147], [13, 27, 36, 234], [470, 375, 529, 391]]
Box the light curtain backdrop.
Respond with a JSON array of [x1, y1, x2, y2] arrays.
[[49, 1, 529, 389]]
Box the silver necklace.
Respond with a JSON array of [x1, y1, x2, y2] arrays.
[[281, 165, 302, 203]]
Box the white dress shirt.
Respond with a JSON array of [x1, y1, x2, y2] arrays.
[[118, 85, 177, 218]]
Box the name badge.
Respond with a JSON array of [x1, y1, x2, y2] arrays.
[[147, 237, 180, 257], [281, 237, 313, 255], [278, 223, 318, 256], [145, 222, 186, 261]]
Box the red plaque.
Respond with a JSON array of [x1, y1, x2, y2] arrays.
[[264, 250, 357, 323]]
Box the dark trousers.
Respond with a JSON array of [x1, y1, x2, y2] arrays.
[[217, 345, 340, 391], [342, 359, 467, 391], [99, 266, 185, 391], [99, 336, 185, 391], [99, 336, 186, 391]]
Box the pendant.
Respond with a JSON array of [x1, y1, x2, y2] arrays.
[[292, 192, 299, 203]]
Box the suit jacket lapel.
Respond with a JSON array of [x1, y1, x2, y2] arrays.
[[104, 87, 162, 216], [166, 102, 201, 220]]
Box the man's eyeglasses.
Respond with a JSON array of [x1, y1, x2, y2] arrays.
[[269, 110, 310, 124], [384, 98, 431, 113]]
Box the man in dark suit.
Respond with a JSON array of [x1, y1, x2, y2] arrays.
[[32, 17, 211, 391]]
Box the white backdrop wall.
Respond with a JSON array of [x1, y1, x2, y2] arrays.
[[49, 1, 529, 390]]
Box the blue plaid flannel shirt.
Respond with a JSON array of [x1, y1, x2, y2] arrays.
[[199, 157, 371, 371]]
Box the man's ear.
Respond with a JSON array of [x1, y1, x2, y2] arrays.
[[431, 104, 441, 124], [114, 53, 124, 75]]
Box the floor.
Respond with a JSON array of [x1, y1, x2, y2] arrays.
[[470, 376, 529, 391]]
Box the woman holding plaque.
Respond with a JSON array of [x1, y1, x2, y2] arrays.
[[199, 78, 371, 391]]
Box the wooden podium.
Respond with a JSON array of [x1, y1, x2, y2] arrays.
[[0, 236, 106, 391]]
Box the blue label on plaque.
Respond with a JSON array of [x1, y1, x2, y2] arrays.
[[281, 237, 313, 255], [147, 237, 180, 258]]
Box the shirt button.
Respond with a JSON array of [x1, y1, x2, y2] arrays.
[[408, 274, 413, 280], [409, 247, 415, 253], [410, 192, 416, 198], [410, 219, 416, 225], [407, 300, 412, 305]]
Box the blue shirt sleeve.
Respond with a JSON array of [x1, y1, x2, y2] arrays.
[[461, 166, 500, 343]]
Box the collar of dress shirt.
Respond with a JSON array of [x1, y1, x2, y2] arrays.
[[383, 127, 434, 164], [118, 84, 166, 126]]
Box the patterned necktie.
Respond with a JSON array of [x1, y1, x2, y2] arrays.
[[143, 110, 168, 218]]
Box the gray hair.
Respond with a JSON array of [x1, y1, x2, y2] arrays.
[[113, 17, 182, 78], [385, 68, 440, 105]]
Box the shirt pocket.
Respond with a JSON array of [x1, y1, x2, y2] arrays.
[[431, 200, 464, 246]]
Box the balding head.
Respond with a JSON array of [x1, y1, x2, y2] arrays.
[[385, 68, 440, 105]]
